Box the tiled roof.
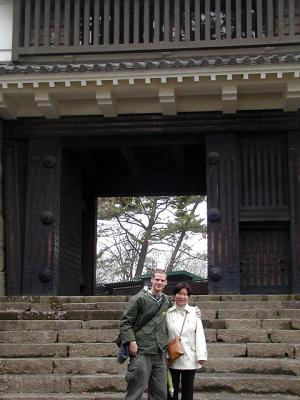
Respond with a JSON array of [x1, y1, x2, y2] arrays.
[[0, 54, 299, 75]]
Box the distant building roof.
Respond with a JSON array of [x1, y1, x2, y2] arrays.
[[141, 270, 204, 282]]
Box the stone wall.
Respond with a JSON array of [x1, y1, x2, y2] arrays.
[[0, 119, 5, 295]]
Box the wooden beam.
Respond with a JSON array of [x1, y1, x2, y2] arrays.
[[0, 93, 18, 119], [121, 145, 141, 176], [96, 88, 117, 117], [222, 83, 238, 114], [284, 81, 300, 112], [34, 91, 60, 119], [159, 86, 177, 115]]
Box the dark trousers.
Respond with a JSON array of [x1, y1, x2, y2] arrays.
[[168, 369, 196, 400], [125, 353, 167, 400]]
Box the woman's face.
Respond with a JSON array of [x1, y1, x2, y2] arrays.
[[174, 288, 189, 307]]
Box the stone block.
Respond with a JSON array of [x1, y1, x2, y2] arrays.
[[65, 310, 123, 321], [82, 320, 120, 330], [68, 343, 117, 358], [247, 343, 295, 358], [282, 301, 300, 309], [0, 359, 53, 374], [201, 309, 217, 319], [224, 319, 262, 330], [269, 330, 300, 343], [0, 320, 82, 331], [84, 295, 128, 303], [62, 303, 97, 311], [193, 373, 300, 395], [0, 330, 57, 343], [0, 343, 68, 358], [0, 375, 70, 393], [0, 303, 31, 312], [262, 319, 292, 330], [280, 310, 300, 319], [54, 358, 125, 374], [96, 302, 127, 311], [58, 329, 119, 343], [191, 295, 221, 302], [292, 319, 300, 330], [202, 319, 225, 329], [201, 357, 300, 376], [70, 375, 126, 393], [295, 344, 300, 359], [217, 329, 269, 343], [204, 329, 217, 342], [207, 343, 247, 358], [218, 309, 279, 319]]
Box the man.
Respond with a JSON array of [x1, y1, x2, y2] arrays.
[[119, 269, 170, 400]]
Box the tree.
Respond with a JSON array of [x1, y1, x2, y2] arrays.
[[97, 196, 207, 282]]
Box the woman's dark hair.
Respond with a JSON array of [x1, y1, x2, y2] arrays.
[[173, 282, 192, 296]]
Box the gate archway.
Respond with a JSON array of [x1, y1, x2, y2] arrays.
[[3, 111, 300, 295]]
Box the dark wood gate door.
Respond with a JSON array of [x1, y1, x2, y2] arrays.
[[240, 225, 290, 294], [238, 133, 290, 294]]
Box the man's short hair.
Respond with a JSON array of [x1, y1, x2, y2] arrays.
[[151, 269, 167, 278]]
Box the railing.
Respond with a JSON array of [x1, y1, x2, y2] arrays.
[[12, 0, 300, 60]]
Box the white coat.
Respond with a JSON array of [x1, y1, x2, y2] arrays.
[[166, 303, 207, 370]]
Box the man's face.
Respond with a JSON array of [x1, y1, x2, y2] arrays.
[[151, 272, 167, 295]]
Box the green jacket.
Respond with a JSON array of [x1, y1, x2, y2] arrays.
[[119, 288, 171, 354]]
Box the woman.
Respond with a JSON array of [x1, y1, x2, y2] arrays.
[[166, 283, 207, 400]]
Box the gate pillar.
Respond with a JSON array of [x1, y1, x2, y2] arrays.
[[288, 132, 300, 293], [22, 139, 62, 295], [206, 134, 240, 294]]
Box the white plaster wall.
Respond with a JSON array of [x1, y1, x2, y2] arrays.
[[0, 0, 13, 62]]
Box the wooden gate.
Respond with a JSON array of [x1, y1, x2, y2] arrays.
[[240, 225, 290, 294], [238, 133, 290, 294]]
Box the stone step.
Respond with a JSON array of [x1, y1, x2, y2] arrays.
[[1, 318, 298, 332], [0, 318, 298, 333], [1, 393, 300, 400], [1, 373, 300, 395], [1, 393, 299, 400], [0, 320, 120, 331], [0, 341, 298, 360], [206, 329, 300, 344], [205, 318, 300, 330], [0, 329, 119, 343], [2, 328, 299, 345], [194, 373, 300, 395], [59, 300, 300, 311], [1, 308, 299, 321], [217, 309, 300, 319], [61, 303, 128, 311], [0, 310, 124, 321], [0, 296, 129, 304], [194, 301, 300, 309], [0, 343, 117, 358], [202, 357, 300, 376], [0, 295, 299, 304], [1, 357, 299, 376], [0, 357, 124, 375]]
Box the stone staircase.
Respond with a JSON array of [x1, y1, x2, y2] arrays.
[[0, 294, 300, 400]]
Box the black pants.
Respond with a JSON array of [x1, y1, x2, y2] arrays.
[[167, 369, 196, 400]]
